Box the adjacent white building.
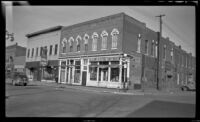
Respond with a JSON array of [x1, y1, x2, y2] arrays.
[[25, 26, 62, 82]]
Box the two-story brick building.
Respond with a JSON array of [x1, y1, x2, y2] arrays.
[[6, 43, 26, 73], [25, 26, 62, 82], [57, 12, 195, 91]]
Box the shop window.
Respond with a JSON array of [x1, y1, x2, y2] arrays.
[[76, 35, 81, 52], [110, 61, 119, 82], [74, 60, 81, 83], [101, 30, 108, 50], [111, 28, 119, 49], [92, 32, 98, 51], [89, 61, 97, 81], [54, 44, 58, 55]]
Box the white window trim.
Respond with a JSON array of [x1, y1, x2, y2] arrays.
[[83, 33, 89, 44], [92, 32, 98, 51], [76, 35, 82, 45], [101, 30, 108, 50], [111, 28, 119, 49]]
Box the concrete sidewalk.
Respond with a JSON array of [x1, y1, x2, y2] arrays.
[[26, 81, 196, 96]]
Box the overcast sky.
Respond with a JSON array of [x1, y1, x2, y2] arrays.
[[5, 5, 195, 56]]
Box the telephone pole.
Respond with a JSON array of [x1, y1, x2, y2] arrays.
[[155, 14, 165, 90]]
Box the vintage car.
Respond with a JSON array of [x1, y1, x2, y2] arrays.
[[11, 72, 29, 86], [180, 82, 195, 91]]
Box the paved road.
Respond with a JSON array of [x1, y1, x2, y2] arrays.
[[5, 84, 196, 117]]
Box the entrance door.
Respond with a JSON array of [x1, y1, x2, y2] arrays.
[[99, 68, 108, 87], [82, 71, 87, 86]]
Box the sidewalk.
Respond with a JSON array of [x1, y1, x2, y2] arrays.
[[27, 81, 195, 96], [28, 81, 144, 95]]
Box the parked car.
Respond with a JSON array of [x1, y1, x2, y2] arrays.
[[11, 72, 29, 86], [181, 82, 195, 91]]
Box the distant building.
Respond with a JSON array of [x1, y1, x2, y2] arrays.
[[6, 43, 26, 73], [57, 13, 195, 91], [25, 26, 62, 82]]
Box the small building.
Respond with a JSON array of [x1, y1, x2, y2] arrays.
[[25, 26, 62, 82], [6, 43, 26, 73]]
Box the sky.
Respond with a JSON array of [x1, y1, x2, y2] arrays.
[[5, 4, 196, 56]]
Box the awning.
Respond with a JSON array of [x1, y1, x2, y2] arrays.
[[48, 60, 59, 67], [99, 65, 109, 69], [25, 61, 40, 68]]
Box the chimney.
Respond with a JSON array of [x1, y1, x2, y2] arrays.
[[16, 42, 18, 45], [178, 45, 181, 49]]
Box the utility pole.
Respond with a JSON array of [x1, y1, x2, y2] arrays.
[[155, 14, 165, 90]]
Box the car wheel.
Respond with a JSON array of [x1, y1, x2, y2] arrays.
[[24, 83, 27, 86]]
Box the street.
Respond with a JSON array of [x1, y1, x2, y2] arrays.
[[6, 84, 195, 117]]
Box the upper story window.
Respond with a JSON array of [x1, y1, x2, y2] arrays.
[[144, 40, 148, 55], [62, 38, 67, 53], [27, 49, 30, 58], [101, 30, 108, 50], [111, 28, 119, 49], [31, 48, 34, 57], [182, 55, 184, 67], [92, 32, 98, 51], [44, 46, 48, 56], [36, 47, 38, 57], [185, 56, 187, 68], [163, 45, 166, 60], [137, 34, 142, 53], [151, 40, 154, 56], [40, 47, 43, 56], [68, 37, 74, 52], [170, 48, 173, 62], [55, 44, 58, 55], [49, 45, 53, 55], [83, 33, 89, 52], [155, 41, 158, 58], [76, 35, 81, 52]]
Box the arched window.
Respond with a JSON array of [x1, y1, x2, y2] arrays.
[[62, 38, 67, 53], [68, 37, 74, 52], [76, 35, 81, 52], [92, 32, 98, 51], [101, 30, 108, 50], [83, 34, 89, 51], [137, 34, 141, 53], [111, 28, 119, 49]]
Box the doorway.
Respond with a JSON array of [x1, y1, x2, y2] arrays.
[[82, 71, 87, 86]]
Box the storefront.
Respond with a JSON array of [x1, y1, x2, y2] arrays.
[[58, 55, 130, 89]]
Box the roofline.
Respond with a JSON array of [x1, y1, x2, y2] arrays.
[[26, 25, 63, 38], [62, 12, 125, 31]]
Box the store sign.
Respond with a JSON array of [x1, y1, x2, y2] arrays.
[[90, 57, 120, 61]]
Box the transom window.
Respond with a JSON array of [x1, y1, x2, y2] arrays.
[[101, 30, 108, 50], [111, 28, 119, 49], [92, 32, 98, 51]]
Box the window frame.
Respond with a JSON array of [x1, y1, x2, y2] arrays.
[[76, 35, 81, 52], [101, 30, 108, 50], [68, 37, 74, 52], [49, 45, 53, 55], [111, 28, 119, 49], [54, 44, 58, 55], [92, 32, 98, 51]]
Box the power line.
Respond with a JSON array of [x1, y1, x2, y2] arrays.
[[162, 20, 193, 48]]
